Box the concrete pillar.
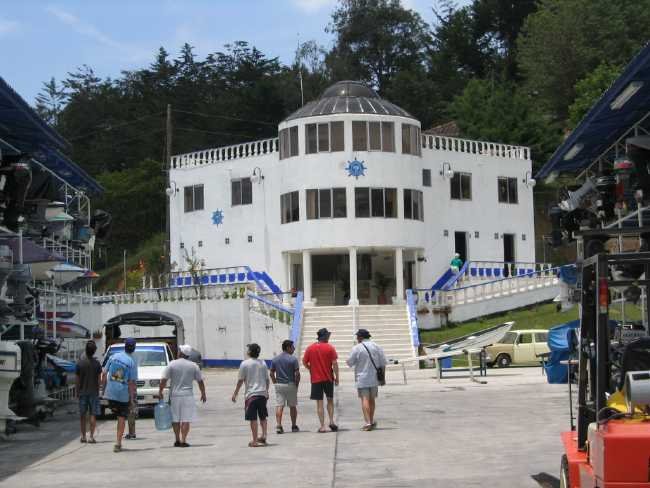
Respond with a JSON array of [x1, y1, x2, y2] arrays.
[[394, 247, 405, 304], [241, 298, 251, 361], [302, 250, 313, 305], [285, 252, 292, 293], [348, 247, 359, 306]]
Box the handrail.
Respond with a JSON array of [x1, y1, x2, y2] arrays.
[[451, 265, 564, 292], [290, 291, 304, 344], [442, 261, 470, 289], [406, 289, 420, 348], [247, 292, 294, 315]]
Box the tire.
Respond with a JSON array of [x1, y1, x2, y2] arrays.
[[486, 362, 494, 368], [559, 454, 570, 488], [496, 354, 511, 368]]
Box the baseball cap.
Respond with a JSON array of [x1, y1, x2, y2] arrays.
[[124, 338, 136, 348], [317, 328, 330, 339], [356, 329, 371, 339]]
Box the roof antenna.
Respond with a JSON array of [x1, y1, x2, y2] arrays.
[[297, 33, 304, 106]]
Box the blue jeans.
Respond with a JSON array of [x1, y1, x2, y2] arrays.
[[79, 394, 100, 416]]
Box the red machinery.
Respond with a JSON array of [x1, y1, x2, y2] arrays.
[[560, 246, 650, 487]]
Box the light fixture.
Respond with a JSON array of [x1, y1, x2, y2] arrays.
[[166, 181, 178, 197], [563, 143, 584, 161], [523, 171, 536, 188], [544, 171, 559, 185], [610, 81, 644, 110], [251, 167, 264, 184], [439, 162, 454, 179]]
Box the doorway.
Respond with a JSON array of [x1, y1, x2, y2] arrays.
[[503, 233, 516, 277], [454, 232, 468, 263]]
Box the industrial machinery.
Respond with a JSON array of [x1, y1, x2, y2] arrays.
[[560, 244, 650, 487]]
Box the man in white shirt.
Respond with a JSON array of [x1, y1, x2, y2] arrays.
[[159, 344, 207, 447], [346, 329, 386, 431], [232, 343, 270, 447]]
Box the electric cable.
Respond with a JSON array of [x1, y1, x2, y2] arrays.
[[172, 108, 276, 126], [65, 111, 166, 141]]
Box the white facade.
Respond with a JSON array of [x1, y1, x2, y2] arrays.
[[169, 81, 535, 306]]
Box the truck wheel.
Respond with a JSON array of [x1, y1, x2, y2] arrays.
[[559, 455, 570, 488], [496, 354, 511, 368]]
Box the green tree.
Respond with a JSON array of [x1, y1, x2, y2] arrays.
[[449, 78, 561, 168], [517, 0, 650, 121], [35, 77, 66, 126], [568, 63, 623, 129], [326, 0, 431, 93]]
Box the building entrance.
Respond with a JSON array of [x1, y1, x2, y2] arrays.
[[311, 254, 349, 306]]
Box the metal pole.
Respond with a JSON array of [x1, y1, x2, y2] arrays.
[[123, 250, 127, 291], [165, 104, 172, 273], [52, 280, 57, 339]]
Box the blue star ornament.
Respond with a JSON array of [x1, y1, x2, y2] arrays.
[[345, 159, 367, 179], [212, 209, 224, 226]]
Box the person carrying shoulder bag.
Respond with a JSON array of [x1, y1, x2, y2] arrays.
[[346, 329, 387, 431]]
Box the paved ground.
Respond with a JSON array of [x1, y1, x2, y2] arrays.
[[0, 366, 570, 488]]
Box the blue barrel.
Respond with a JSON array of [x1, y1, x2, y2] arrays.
[[440, 357, 453, 369], [154, 401, 173, 431]]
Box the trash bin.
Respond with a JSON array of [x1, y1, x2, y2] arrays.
[[440, 356, 452, 369]]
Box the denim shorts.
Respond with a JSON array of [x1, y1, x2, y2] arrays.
[[79, 394, 100, 416]]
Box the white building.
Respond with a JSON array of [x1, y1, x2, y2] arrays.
[[169, 81, 536, 307]]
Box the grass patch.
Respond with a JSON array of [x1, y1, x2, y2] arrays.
[[420, 301, 643, 346]]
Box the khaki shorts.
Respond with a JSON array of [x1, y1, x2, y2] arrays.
[[275, 383, 298, 407], [357, 387, 378, 399]]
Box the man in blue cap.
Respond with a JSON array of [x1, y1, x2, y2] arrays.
[[101, 338, 138, 453]]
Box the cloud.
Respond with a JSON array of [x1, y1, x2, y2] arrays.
[[0, 18, 20, 37], [291, 0, 336, 13]]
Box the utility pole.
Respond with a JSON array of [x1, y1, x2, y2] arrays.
[[165, 104, 172, 273]]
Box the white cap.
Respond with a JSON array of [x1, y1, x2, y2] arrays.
[[179, 344, 192, 356]]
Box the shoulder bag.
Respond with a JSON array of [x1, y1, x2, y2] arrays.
[[361, 343, 386, 386]]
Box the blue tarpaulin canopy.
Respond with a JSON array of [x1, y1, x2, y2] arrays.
[[537, 43, 650, 179], [0, 76, 103, 194]]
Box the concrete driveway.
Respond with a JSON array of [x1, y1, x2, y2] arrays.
[[0, 367, 569, 488]]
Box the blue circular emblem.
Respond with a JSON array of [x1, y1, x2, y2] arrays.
[[345, 159, 367, 179], [212, 209, 224, 226]]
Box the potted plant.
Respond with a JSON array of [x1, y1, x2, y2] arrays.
[[372, 272, 395, 305]]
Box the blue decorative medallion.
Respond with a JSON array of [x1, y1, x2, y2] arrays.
[[345, 159, 367, 179], [212, 209, 224, 226]]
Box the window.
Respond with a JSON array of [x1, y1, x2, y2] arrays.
[[535, 332, 548, 343], [401, 123, 421, 155], [248, 235, 253, 243], [331, 121, 344, 151], [306, 124, 317, 154], [355, 188, 397, 218], [281, 191, 300, 224], [518, 333, 533, 344], [403, 189, 424, 221], [422, 169, 431, 187], [499, 332, 517, 344], [352, 121, 395, 152], [306, 188, 346, 219], [231, 178, 252, 206], [450, 172, 472, 200], [381, 122, 395, 152], [183, 184, 204, 212], [352, 121, 367, 151], [498, 177, 518, 204], [279, 126, 299, 159]]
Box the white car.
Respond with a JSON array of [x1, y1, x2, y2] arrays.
[[101, 342, 173, 413]]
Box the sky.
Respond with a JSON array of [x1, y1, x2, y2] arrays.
[[0, 0, 459, 105]]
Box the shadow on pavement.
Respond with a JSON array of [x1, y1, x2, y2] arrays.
[[532, 472, 560, 488], [0, 409, 84, 482]]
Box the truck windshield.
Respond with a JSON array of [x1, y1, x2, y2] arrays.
[[498, 332, 517, 344], [104, 346, 168, 367]]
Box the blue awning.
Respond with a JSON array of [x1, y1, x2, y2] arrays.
[[0, 76, 103, 194], [537, 43, 650, 179]]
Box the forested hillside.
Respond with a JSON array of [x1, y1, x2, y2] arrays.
[[33, 0, 650, 287]]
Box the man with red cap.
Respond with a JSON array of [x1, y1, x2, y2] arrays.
[[302, 328, 339, 433]]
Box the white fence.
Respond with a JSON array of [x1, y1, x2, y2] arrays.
[[172, 138, 278, 169], [421, 134, 530, 160]]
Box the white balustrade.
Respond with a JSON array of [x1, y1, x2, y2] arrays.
[[171, 137, 278, 169], [421, 134, 530, 161]]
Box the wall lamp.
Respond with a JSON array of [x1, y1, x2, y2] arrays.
[[523, 171, 536, 188], [165, 180, 179, 197], [439, 162, 454, 179], [251, 167, 265, 184]]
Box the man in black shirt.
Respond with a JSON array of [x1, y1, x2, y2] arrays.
[[75, 340, 102, 443]]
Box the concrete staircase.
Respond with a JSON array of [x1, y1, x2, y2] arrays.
[[298, 304, 415, 367]]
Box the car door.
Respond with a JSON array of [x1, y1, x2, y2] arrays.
[[513, 332, 535, 363], [534, 332, 550, 358]]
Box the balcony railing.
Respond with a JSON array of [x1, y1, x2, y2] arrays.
[[172, 138, 278, 169], [40, 237, 91, 270], [421, 134, 530, 161]]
